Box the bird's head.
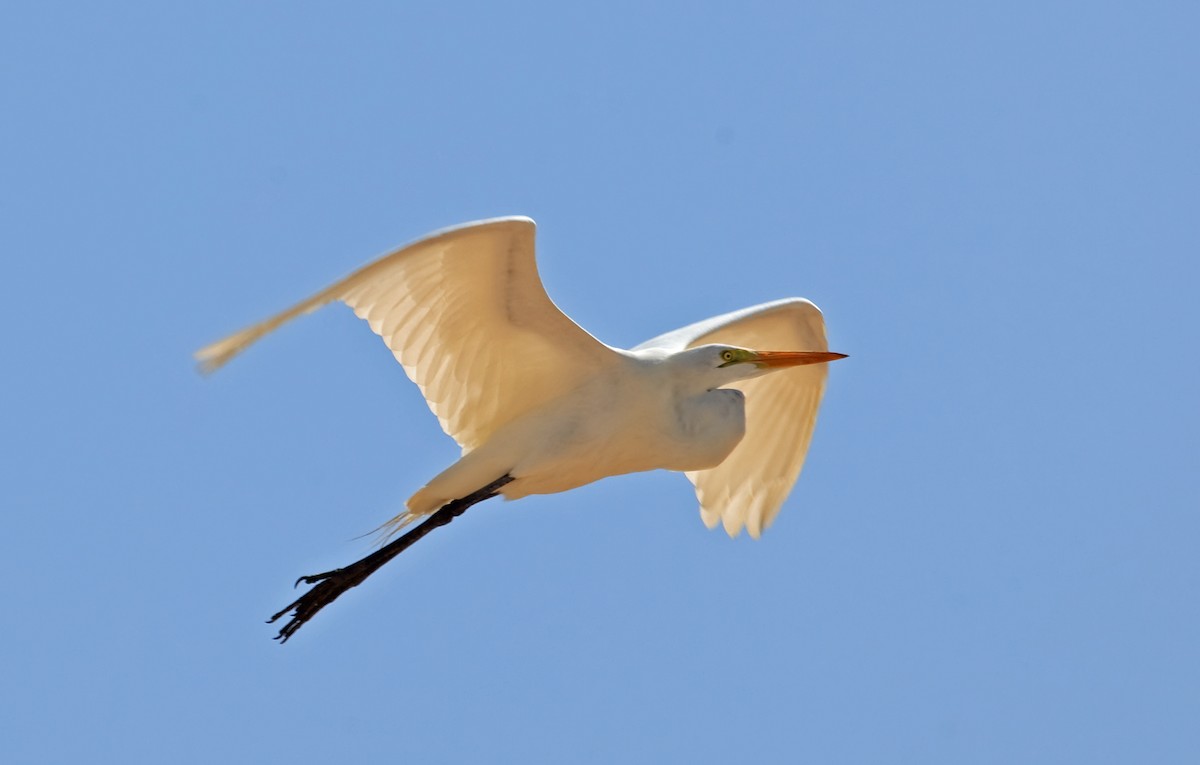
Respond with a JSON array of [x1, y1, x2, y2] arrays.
[[687, 344, 847, 387]]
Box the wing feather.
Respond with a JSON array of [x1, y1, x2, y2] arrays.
[[196, 217, 620, 452], [636, 298, 834, 538]]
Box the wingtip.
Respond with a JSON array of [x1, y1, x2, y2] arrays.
[[193, 344, 232, 376], [428, 215, 536, 239], [194, 324, 265, 374]]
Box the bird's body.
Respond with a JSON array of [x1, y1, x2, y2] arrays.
[[197, 216, 845, 641], [410, 345, 748, 515]]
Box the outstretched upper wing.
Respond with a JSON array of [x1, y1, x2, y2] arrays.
[[196, 217, 620, 452], [635, 298, 834, 538]]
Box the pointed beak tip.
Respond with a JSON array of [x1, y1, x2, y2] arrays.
[[754, 350, 848, 368]]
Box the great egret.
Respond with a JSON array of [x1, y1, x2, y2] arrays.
[[197, 217, 845, 641]]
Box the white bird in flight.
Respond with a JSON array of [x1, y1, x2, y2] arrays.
[[197, 217, 846, 641]]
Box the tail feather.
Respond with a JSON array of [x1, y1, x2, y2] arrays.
[[365, 509, 422, 547], [364, 484, 447, 545]]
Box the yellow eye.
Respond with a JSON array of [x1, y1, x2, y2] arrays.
[[721, 350, 735, 362]]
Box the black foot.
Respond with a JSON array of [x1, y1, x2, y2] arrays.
[[267, 474, 514, 643], [294, 570, 337, 588], [269, 566, 370, 643]]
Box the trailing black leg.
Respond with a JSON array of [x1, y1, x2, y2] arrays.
[[268, 474, 514, 642]]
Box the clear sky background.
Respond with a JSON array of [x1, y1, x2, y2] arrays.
[[3, 2, 1197, 763]]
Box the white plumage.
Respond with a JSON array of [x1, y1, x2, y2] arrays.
[[635, 299, 831, 538], [198, 216, 840, 538], [198, 218, 617, 452], [198, 216, 845, 640]]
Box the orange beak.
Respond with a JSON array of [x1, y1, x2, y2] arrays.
[[751, 350, 848, 368]]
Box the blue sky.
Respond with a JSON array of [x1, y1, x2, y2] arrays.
[[3, 2, 1197, 762]]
